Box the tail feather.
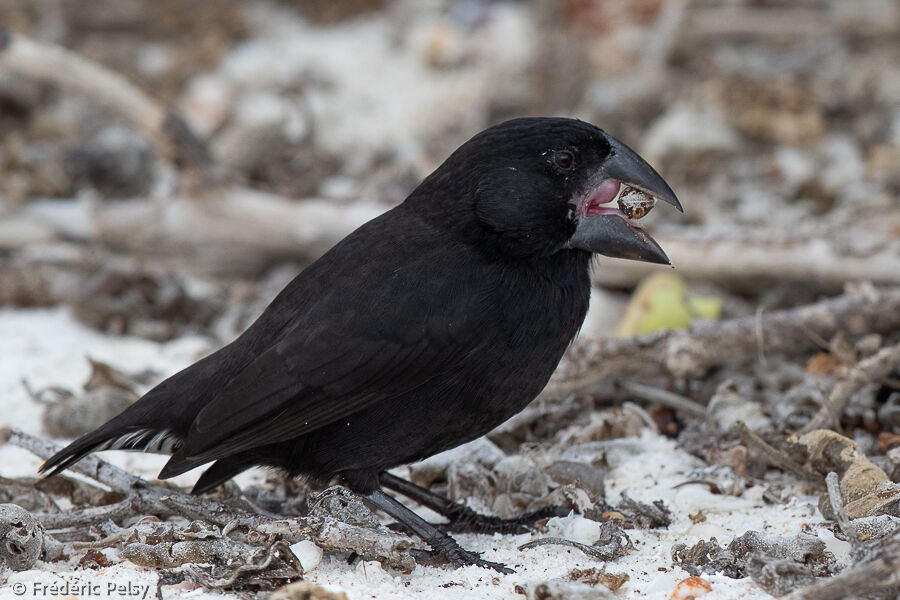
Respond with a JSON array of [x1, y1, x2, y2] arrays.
[[40, 426, 127, 477], [40, 342, 237, 482], [157, 449, 205, 480], [40, 426, 182, 477]]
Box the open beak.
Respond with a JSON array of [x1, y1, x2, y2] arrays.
[[567, 133, 682, 265]]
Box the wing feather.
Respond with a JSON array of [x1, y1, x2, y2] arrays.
[[177, 217, 492, 464]]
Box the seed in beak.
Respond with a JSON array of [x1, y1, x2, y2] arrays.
[[617, 185, 656, 220]]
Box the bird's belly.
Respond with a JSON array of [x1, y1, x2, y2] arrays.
[[298, 264, 590, 484], [304, 331, 572, 477]]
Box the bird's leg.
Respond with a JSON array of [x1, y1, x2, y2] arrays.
[[364, 489, 513, 573], [378, 472, 568, 534]]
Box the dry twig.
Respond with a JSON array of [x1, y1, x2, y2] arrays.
[[825, 471, 865, 558], [18, 191, 385, 277], [784, 544, 900, 600], [35, 497, 137, 530], [185, 540, 298, 589], [548, 286, 900, 395], [2, 429, 417, 569], [617, 381, 707, 418], [0, 28, 211, 175], [736, 422, 823, 485], [518, 537, 625, 561], [685, 5, 900, 41], [800, 342, 900, 433], [593, 237, 900, 288]]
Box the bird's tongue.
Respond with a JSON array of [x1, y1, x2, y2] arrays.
[[586, 179, 620, 210], [584, 179, 638, 225]]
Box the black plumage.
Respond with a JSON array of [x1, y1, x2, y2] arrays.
[[41, 117, 681, 571]]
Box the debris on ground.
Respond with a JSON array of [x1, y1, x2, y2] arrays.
[[1, 0, 899, 598]]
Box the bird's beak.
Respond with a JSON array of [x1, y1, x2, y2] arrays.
[[568, 214, 672, 264], [567, 133, 682, 265]]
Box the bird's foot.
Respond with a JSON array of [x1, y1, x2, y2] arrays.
[[443, 545, 514, 574], [366, 488, 515, 573], [437, 504, 570, 534], [413, 538, 514, 574]]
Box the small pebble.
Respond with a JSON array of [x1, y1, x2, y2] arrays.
[[289, 540, 324, 572], [545, 514, 602, 545], [670, 576, 712, 600]]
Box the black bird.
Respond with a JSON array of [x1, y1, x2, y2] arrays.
[[41, 117, 681, 571]]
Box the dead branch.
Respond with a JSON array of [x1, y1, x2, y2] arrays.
[[798, 430, 900, 520], [519, 521, 632, 561], [518, 537, 623, 561], [622, 401, 659, 432], [230, 516, 418, 565], [825, 472, 865, 557], [784, 544, 900, 600], [3, 429, 417, 569], [71, 525, 139, 550], [185, 540, 298, 589], [686, 5, 900, 41], [36, 497, 136, 530], [191, 512, 417, 571], [851, 515, 900, 541], [736, 422, 824, 485], [546, 285, 900, 396], [686, 7, 831, 40], [618, 493, 673, 528], [593, 237, 900, 289], [617, 381, 707, 419], [0, 29, 389, 279], [0, 28, 210, 174], [801, 343, 900, 433], [18, 191, 385, 277], [4, 427, 146, 491]]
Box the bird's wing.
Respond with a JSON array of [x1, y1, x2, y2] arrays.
[[180, 331, 467, 463], [178, 219, 493, 464]]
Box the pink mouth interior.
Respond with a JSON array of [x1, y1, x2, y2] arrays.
[[581, 179, 639, 226]]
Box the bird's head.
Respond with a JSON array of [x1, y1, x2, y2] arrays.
[[420, 117, 682, 262]]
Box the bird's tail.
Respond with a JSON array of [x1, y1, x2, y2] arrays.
[[40, 420, 182, 477], [40, 341, 240, 480]]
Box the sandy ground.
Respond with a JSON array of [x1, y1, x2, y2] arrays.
[[0, 308, 849, 599], [0, 0, 896, 597]]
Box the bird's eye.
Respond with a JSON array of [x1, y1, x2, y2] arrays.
[[553, 150, 575, 170]]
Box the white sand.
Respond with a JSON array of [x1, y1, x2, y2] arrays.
[[0, 308, 842, 599]]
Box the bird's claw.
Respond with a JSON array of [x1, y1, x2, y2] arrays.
[[412, 541, 514, 574], [438, 504, 570, 534], [446, 547, 514, 574]]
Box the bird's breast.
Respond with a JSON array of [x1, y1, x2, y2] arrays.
[[463, 258, 591, 402]]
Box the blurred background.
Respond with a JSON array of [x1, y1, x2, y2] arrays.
[[1, 4, 900, 594], [0, 0, 898, 426]]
